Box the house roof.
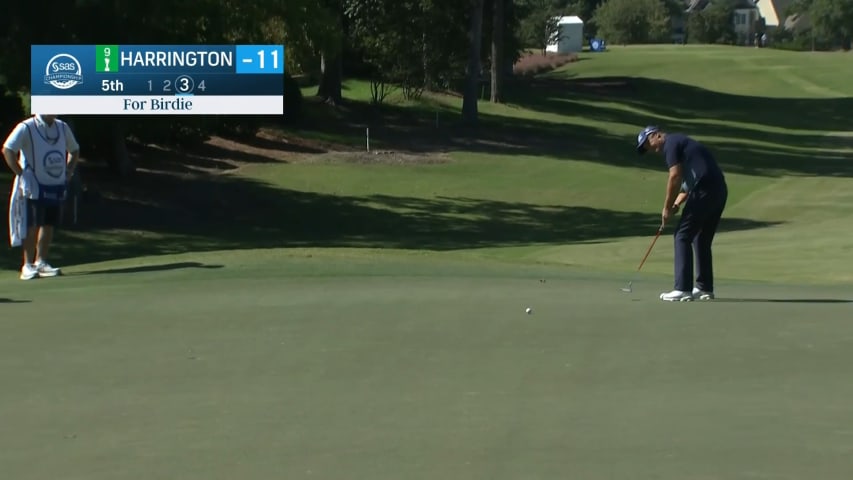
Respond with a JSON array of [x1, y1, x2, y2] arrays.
[[555, 15, 583, 25], [784, 11, 809, 32], [685, 0, 710, 12], [734, 0, 759, 9], [756, 0, 795, 26], [685, 0, 757, 12]]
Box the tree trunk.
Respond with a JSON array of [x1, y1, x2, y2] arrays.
[[109, 120, 133, 178], [462, 0, 485, 125], [317, 52, 343, 105], [490, 0, 505, 103], [422, 31, 432, 91]]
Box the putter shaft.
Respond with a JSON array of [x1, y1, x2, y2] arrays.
[[636, 228, 663, 271], [622, 229, 663, 292]]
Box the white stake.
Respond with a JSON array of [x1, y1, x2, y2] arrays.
[[366, 127, 370, 152]]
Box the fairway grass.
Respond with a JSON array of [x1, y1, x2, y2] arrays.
[[240, 44, 853, 285], [2, 251, 853, 480]]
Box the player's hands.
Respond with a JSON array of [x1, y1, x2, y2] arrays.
[[661, 205, 675, 228]]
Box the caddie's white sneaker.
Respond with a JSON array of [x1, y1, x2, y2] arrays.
[[20, 263, 38, 281], [692, 288, 714, 300], [35, 261, 61, 277], [660, 290, 693, 302]]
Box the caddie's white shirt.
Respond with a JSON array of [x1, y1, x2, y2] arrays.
[[3, 115, 80, 168]]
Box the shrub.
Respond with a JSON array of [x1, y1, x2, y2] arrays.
[[282, 72, 303, 124], [0, 86, 25, 137], [512, 52, 580, 77]]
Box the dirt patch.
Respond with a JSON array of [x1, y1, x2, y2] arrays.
[[124, 128, 336, 176], [300, 150, 451, 165], [526, 77, 636, 97], [575, 80, 630, 88]]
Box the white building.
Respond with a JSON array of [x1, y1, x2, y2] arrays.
[[545, 16, 584, 54], [733, 3, 760, 45], [755, 0, 794, 28]]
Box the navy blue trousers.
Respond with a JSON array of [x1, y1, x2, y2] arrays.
[[673, 184, 728, 292]]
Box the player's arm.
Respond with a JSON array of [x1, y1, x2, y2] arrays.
[[664, 163, 683, 212], [673, 180, 689, 209]]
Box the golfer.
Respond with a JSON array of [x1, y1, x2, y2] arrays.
[[636, 126, 728, 302]]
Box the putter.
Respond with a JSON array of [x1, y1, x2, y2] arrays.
[[621, 226, 663, 292]]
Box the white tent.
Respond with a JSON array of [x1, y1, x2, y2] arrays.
[[545, 16, 584, 54]]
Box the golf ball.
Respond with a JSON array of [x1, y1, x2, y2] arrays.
[[525, 307, 532, 314]]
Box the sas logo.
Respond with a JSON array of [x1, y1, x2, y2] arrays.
[[43, 150, 66, 178], [44, 53, 83, 89]]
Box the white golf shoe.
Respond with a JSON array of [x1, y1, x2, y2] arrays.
[[20, 263, 38, 280], [35, 261, 61, 277], [659, 290, 694, 302], [692, 288, 714, 300]]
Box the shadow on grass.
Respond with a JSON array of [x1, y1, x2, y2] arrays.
[[119, 127, 329, 176], [528, 75, 852, 131], [295, 78, 852, 178], [75, 262, 224, 276], [715, 298, 853, 303], [502, 76, 853, 177], [0, 165, 782, 270], [236, 133, 326, 154], [0, 298, 32, 303], [3, 74, 826, 271], [301, 97, 651, 169]]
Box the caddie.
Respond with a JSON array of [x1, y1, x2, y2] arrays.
[[4, 114, 80, 280]]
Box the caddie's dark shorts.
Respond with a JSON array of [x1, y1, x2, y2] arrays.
[[26, 200, 60, 228]]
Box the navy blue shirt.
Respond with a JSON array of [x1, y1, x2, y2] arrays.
[[663, 133, 726, 192]]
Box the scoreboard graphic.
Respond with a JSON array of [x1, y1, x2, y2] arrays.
[[31, 44, 285, 115]]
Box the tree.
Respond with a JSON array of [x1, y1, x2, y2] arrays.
[[0, 0, 323, 177], [315, 0, 345, 105], [567, 0, 606, 35], [344, 0, 420, 103], [790, 0, 853, 50], [516, 0, 562, 53], [592, 0, 671, 45], [463, 0, 486, 124], [419, 0, 470, 92], [491, 0, 506, 102], [686, 0, 738, 44]]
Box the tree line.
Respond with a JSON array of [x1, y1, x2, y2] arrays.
[[0, 0, 849, 175]]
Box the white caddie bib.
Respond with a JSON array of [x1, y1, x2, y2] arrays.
[[19, 117, 68, 206]]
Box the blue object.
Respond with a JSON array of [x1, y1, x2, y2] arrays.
[[636, 125, 660, 154], [30, 45, 285, 95], [590, 38, 607, 52], [235, 45, 285, 74]]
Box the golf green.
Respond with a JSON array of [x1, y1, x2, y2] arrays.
[[1, 251, 852, 480]]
